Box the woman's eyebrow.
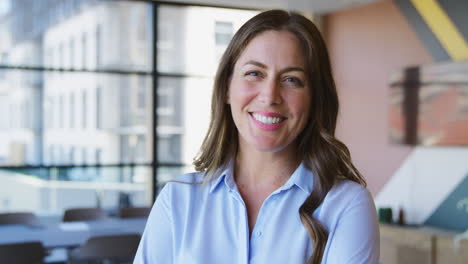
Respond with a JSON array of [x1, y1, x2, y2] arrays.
[[279, 67, 305, 75], [243, 60, 305, 75], [243, 60, 267, 68]]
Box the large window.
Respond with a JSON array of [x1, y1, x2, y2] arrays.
[[156, 5, 257, 170], [0, 0, 257, 216]]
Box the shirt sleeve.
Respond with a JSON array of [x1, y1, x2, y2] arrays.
[[133, 184, 174, 264], [325, 188, 380, 264]]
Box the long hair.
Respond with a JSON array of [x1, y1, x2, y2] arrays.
[[193, 10, 366, 264]]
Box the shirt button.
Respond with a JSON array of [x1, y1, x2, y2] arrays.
[[255, 230, 262, 237]]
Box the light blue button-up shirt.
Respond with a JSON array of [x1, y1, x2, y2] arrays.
[[134, 162, 379, 264]]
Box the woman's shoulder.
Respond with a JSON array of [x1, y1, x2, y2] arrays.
[[153, 172, 211, 224], [322, 179, 374, 211], [318, 179, 376, 228], [330, 179, 369, 197], [157, 172, 207, 202], [167, 172, 205, 184]]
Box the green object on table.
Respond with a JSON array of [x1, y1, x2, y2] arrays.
[[378, 207, 393, 224]]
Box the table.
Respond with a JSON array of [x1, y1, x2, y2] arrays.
[[380, 224, 468, 264], [0, 218, 147, 248]]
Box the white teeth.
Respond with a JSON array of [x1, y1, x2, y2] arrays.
[[252, 113, 283, 124]]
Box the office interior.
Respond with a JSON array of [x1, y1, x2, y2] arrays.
[[0, 0, 467, 263]]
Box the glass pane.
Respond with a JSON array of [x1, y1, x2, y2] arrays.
[[0, 166, 152, 215], [0, 0, 152, 71], [43, 72, 153, 165], [157, 76, 213, 164], [0, 69, 42, 165], [0, 70, 153, 165], [157, 5, 258, 75]]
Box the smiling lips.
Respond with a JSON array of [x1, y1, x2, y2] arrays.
[[249, 111, 287, 131]]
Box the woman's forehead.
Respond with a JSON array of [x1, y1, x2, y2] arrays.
[[234, 30, 306, 70]]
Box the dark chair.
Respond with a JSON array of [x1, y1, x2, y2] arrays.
[[0, 242, 46, 264], [118, 207, 151, 219], [68, 234, 141, 264], [0, 212, 40, 226], [63, 208, 107, 222]]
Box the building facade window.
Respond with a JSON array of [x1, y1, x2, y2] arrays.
[[82, 32, 87, 69], [59, 94, 64, 129], [214, 21, 233, 62], [82, 90, 87, 128], [137, 76, 146, 110], [214, 21, 233, 45], [69, 38, 75, 68], [59, 42, 64, 68], [81, 148, 87, 164], [70, 93, 75, 128], [96, 25, 101, 67], [95, 86, 101, 129], [69, 147, 75, 164]]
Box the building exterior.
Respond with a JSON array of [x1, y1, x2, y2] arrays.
[[41, 1, 152, 166], [0, 0, 257, 214]]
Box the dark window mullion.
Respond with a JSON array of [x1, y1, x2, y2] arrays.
[[152, 2, 159, 201], [0, 65, 152, 76]]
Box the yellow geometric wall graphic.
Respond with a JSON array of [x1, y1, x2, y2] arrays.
[[411, 0, 468, 60]]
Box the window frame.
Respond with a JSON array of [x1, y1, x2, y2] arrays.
[[0, 0, 260, 203]]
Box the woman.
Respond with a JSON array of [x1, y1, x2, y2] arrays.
[[134, 10, 379, 264]]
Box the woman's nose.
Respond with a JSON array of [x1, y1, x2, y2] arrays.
[[258, 79, 282, 105]]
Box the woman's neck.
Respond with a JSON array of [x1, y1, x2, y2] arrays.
[[234, 146, 301, 188]]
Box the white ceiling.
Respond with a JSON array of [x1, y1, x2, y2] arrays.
[[159, 0, 381, 14]]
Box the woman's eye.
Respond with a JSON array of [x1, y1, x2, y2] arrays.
[[245, 71, 261, 77], [284, 77, 304, 87]]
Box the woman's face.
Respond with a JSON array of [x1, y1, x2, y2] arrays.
[[228, 30, 311, 154]]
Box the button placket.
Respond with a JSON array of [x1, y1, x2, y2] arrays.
[[252, 194, 277, 241], [254, 230, 262, 237], [227, 186, 250, 263]]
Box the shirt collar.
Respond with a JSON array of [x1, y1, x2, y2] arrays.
[[208, 159, 236, 193], [278, 161, 314, 194], [208, 160, 314, 194]]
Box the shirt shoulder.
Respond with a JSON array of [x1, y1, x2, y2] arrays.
[[318, 180, 375, 226], [321, 180, 379, 264], [166, 172, 204, 184], [136, 174, 206, 263], [327, 179, 370, 202], [157, 172, 208, 211], [160, 171, 205, 194]]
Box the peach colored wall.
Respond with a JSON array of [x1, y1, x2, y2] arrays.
[[324, 0, 433, 195]]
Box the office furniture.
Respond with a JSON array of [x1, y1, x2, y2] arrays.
[[63, 208, 107, 222], [0, 217, 146, 249], [380, 224, 468, 264], [0, 212, 40, 226], [0, 241, 46, 264], [68, 234, 140, 264], [118, 207, 151, 219]]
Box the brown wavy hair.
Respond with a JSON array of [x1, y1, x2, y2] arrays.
[[193, 9, 366, 264]]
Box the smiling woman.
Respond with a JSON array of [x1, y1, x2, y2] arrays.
[[228, 30, 310, 154], [134, 9, 379, 264]]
